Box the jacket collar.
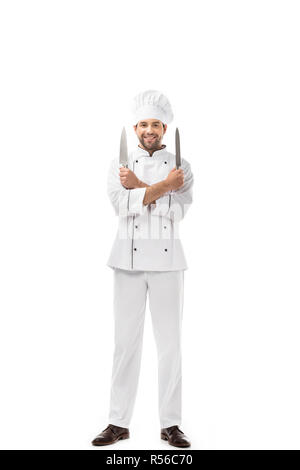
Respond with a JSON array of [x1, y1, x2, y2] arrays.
[[133, 144, 167, 159]]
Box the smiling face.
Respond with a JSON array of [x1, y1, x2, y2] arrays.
[[133, 119, 167, 153]]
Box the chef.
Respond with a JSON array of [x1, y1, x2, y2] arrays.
[[92, 90, 194, 448]]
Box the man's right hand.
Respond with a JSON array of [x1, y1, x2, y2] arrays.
[[165, 167, 184, 191]]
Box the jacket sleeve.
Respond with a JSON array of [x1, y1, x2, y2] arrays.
[[107, 158, 148, 217], [150, 158, 194, 222]]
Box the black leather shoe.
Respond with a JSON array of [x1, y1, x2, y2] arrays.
[[161, 425, 191, 447], [91, 424, 130, 446]]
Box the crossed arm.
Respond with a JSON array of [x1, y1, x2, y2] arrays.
[[119, 167, 182, 206], [107, 159, 193, 221]]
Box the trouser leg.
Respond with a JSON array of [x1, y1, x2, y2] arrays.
[[147, 270, 184, 429], [108, 268, 147, 428]]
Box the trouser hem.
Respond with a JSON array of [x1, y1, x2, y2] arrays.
[[108, 419, 130, 429], [160, 421, 182, 429]]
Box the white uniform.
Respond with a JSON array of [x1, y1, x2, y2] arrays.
[[106, 144, 193, 429], [106, 145, 193, 271]]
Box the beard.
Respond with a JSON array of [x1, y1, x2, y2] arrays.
[[139, 134, 162, 150]]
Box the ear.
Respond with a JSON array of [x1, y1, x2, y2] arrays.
[[163, 124, 167, 134], [133, 125, 137, 132]]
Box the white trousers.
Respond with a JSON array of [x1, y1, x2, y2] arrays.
[[108, 268, 184, 429]]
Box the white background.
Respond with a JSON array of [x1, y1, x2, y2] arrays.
[[0, 0, 299, 450]]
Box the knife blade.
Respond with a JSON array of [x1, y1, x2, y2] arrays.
[[175, 127, 181, 169], [119, 127, 128, 168]]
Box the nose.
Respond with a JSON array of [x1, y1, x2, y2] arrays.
[[145, 126, 154, 135]]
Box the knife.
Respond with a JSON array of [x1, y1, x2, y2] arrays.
[[119, 127, 128, 168], [175, 127, 181, 169]]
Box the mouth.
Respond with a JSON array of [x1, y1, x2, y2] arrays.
[[144, 136, 156, 142]]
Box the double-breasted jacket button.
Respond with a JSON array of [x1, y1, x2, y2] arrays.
[[135, 225, 138, 229], [164, 226, 167, 229], [164, 248, 168, 252], [164, 161, 167, 164], [136, 160, 138, 163], [134, 247, 137, 251]]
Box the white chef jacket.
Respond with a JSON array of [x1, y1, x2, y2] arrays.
[[106, 144, 194, 271]]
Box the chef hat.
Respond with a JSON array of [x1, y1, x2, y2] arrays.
[[131, 90, 174, 125]]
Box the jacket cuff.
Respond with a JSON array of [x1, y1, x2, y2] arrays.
[[150, 193, 171, 216], [128, 187, 148, 215]]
